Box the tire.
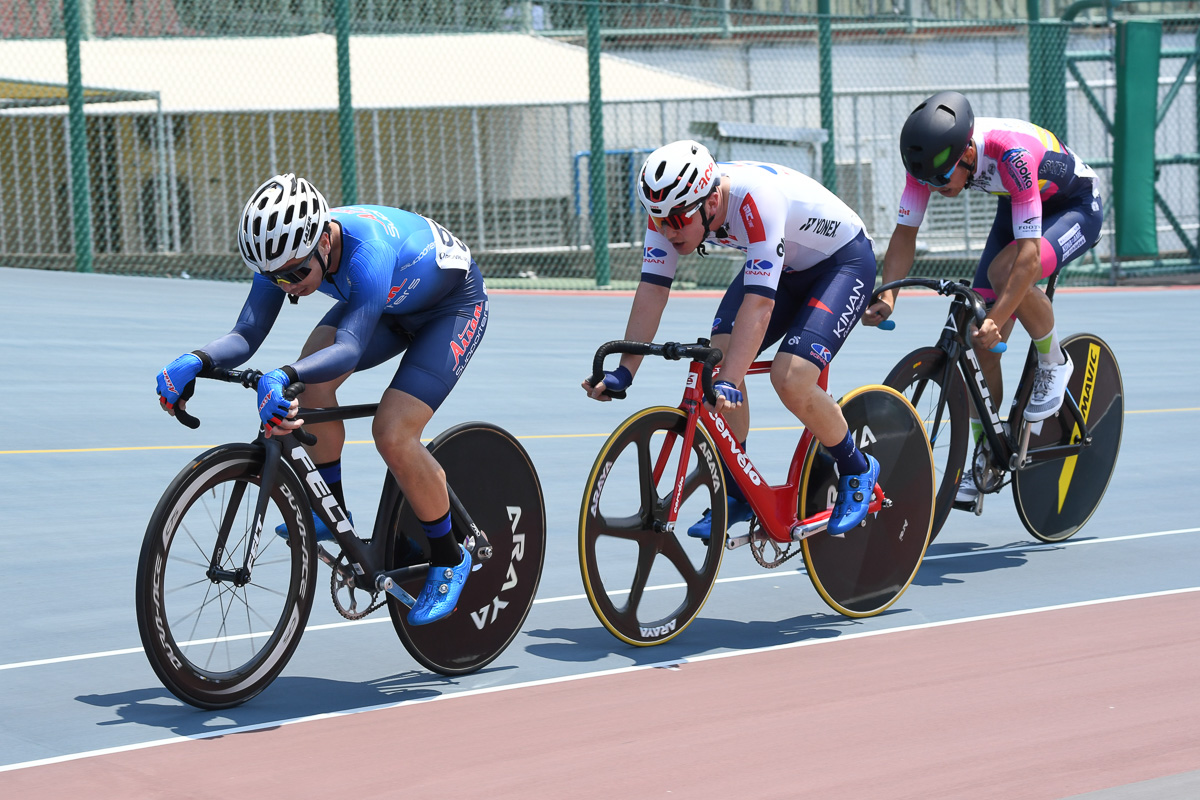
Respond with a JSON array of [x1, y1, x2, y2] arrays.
[[800, 385, 935, 617], [387, 423, 546, 675], [579, 407, 726, 646], [884, 347, 970, 542], [135, 443, 318, 709], [1012, 334, 1124, 543]]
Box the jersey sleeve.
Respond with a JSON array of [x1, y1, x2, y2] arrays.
[[986, 133, 1043, 239], [897, 174, 931, 228], [640, 220, 680, 287], [290, 241, 392, 384], [199, 274, 285, 367], [738, 187, 789, 300]]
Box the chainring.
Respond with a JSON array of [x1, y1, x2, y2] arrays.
[[330, 551, 386, 620]]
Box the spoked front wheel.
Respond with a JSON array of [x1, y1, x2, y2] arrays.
[[135, 443, 318, 709], [1012, 333, 1124, 543], [387, 423, 546, 675], [800, 385, 935, 617], [884, 346, 970, 541], [579, 407, 726, 646]]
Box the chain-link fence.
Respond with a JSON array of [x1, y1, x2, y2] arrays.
[[2, 1, 1197, 287]]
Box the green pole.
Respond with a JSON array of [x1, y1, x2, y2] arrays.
[[335, 0, 357, 204], [817, 0, 836, 190], [1028, 0, 1068, 140], [1113, 19, 1161, 258], [63, 0, 93, 273], [586, 1, 611, 286]]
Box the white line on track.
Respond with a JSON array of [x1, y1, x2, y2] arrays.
[[3, 584, 1198, 774], [2, 526, 1196, 673]]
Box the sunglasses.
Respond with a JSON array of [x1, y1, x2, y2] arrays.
[[268, 247, 318, 286], [650, 198, 705, 231], [918, 160, 959, 188]]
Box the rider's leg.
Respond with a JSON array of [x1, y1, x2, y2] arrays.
[[372, 389, 458, 561], [770, 233, 878, 535], [294, 325, 354, 498], [382, 291, 488, 624]]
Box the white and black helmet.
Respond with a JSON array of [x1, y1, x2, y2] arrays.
[[237, 173, 329, 275], [637, 140, 719, 217]]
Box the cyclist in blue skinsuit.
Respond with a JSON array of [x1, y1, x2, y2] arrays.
[[155, 174, 487, 625]]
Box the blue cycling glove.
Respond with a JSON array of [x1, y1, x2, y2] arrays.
[[257, 368, 294, 432], [601, 365, 633, 395], [157, 353, 203, 410], [713, 380, 744, 405]]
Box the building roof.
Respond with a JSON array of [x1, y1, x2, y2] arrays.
[[0, 33, 735, 114]]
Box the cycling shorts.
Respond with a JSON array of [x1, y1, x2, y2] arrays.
[[711, 230, 877, 370], [318, 261, 489, 411], [973, 186, 1104, 301]]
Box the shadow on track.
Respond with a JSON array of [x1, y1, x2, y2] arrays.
[[522, 607, 916, 666]]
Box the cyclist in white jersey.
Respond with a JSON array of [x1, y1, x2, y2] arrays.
[[583, 140, 881, 539]]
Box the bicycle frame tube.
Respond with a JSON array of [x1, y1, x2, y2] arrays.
[[668, 359, 880, 544]]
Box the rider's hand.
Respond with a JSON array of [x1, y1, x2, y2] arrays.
[[582, 365, 633, 402], [157, 353, 203, 415], [862, 297, 894, 327], [972, 318, 1003, 351], [710, 380, 744, 412], [257, 368, 299, 436]]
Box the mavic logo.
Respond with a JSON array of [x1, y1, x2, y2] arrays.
[[1057, 343, 1100, 512]]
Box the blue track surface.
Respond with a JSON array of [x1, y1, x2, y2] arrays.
[[2, 266, 1197, 773]]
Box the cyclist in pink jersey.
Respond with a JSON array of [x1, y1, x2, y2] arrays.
[[863, 92, 1103, 504]]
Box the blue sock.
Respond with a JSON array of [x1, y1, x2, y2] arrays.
[[316, 460, 345, 509], [828, 431, 869, 476], [420, 511, 459, 566]]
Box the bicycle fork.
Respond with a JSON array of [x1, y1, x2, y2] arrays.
[[205, 436, 285, 587]]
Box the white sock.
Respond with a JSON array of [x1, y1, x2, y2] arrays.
[[1033, 327, 1065, 365]]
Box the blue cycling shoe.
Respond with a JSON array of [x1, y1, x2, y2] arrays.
[[827, 455, 881, 537], [407, 543, 471, 626], [687, 496, 754, 543], [276, 511, 352, 543]]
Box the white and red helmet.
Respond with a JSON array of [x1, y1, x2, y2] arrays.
[[237, 173, 329, 275], [637, 140, 719, 217]]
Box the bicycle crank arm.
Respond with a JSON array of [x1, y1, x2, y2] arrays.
[[377, 575, 417, 609], [789, 490, 890, 541]]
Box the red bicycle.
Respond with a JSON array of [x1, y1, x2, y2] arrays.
[[580, 339, 935, 646]]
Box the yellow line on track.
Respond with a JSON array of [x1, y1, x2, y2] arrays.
[[2, 407, 1195, 455]]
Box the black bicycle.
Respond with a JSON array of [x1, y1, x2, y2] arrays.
[[875, 275, 1123, 543], [135, 368, 545, 709]]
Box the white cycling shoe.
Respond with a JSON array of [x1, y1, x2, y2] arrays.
[[1024, 354, 1074, 422]]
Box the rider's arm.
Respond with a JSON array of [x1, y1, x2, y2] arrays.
[[865, 176, 929, 323], [616, 280, 671, 377], [616, 222, 680, 377], [287, 241, 391, 384], [197, 274, 286, 366], [720, 293, 773, 388]]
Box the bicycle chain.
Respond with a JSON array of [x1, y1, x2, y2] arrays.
[[330, 551, 387, 620]]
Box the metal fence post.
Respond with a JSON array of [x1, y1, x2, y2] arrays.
[[63, 0, 93, 273], [818, 0, 836, 191], [335, 0, 357, 205], [587, 1, 611, 286]]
